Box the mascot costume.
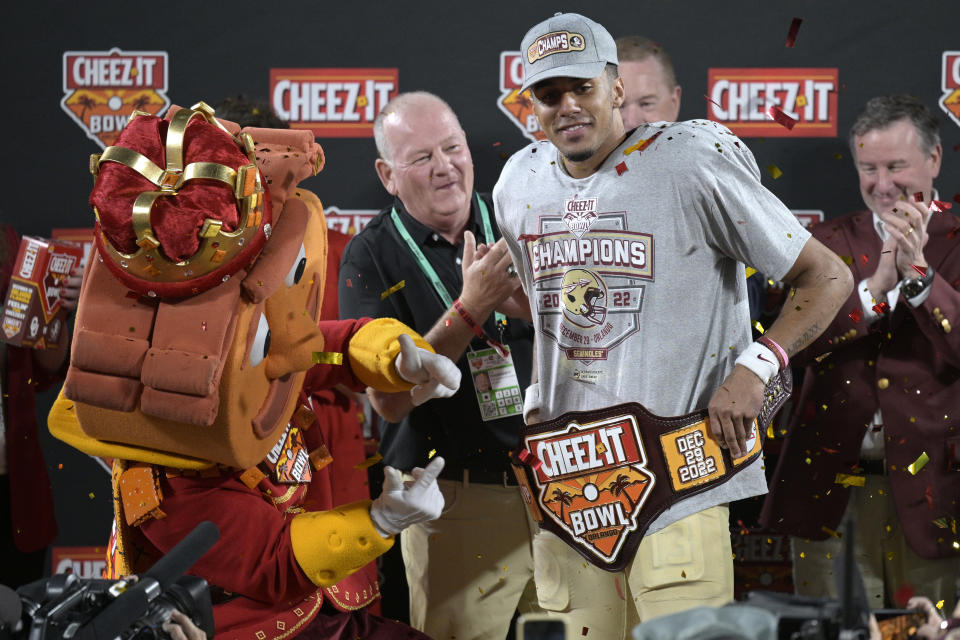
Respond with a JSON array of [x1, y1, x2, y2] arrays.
[[49, 102, 459, 639]]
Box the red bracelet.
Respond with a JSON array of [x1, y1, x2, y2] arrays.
[[757, 336, 788, 370], [453, 299, 508, 357]]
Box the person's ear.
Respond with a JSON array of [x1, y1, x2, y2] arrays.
[[375, 158, 398, 195]]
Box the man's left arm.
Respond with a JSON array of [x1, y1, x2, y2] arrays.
[[708, 237, 853, 456]]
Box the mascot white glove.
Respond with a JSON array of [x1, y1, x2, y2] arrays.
[[370, 456, 446, 538], [394, 333, 461, 406]]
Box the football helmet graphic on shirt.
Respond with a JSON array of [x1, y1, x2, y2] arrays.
[[560, 268, 607, 327]]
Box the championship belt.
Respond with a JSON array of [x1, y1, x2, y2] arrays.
[[511, 369, 791, 571]]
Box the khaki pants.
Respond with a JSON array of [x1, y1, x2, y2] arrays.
[[792, 474, 959, 610], [531, 505, 734, 640], [400, 476, 541, 640]]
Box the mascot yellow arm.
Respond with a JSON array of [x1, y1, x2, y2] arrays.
[[347, 318, 434, 393], [289, 500, 393, 586]]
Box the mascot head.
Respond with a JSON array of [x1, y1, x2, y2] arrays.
[[57, 102, 331, 469]]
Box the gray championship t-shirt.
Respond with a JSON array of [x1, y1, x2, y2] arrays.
[[494, 119, 810, 534]]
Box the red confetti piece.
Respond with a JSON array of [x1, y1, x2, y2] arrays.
[[766, 105, 797, 130], [860, 253, 869, 265], [615, 161, 628, 176], [872, 301, 888, 315], [581, 627, 589, 636], [930, 199, 952, 213], [785, 17, 802, 47], [848, 308, 863, 323], [492, 141, 501, 147], [345, 278, 353, 288], [911, 264, 928, 276], [614, 577, 625, 600], [704, 94, 724, 111], [893, 584, 915, 607], [913, 191, 924, 202]]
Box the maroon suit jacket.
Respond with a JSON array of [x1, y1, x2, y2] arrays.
[[760, 209, 960, 559]]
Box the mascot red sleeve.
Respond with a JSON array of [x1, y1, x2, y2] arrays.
[[48, 102, 442, 640]]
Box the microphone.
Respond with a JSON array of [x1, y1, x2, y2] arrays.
[[74, 521, 219, 640]]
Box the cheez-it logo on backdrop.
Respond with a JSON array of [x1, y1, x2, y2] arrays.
[[270, 68, 398, 137], [61, 48, 170, 149], [707, 68, 839, 137], [498, 51, 546, 142], [940, 51, 960, 128]]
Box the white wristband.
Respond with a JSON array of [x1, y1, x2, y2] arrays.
[[522, 382, 541, 424], [734, 342, 779, 385]]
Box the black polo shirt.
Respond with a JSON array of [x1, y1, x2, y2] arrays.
[[338, 193, 534, 476]]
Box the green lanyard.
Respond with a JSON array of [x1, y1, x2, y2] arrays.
[[390, 194, 507, 328]]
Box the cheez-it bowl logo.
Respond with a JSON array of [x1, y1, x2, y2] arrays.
[[706, 68, 838, 138], [270, 68, 398, 138], [526, 415, 654, 563], [940, 51, 960, 128], [498, 51, 545, 143], [61, 48, 170, 149]]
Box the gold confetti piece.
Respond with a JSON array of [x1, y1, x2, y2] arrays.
[[428, 449, 437, 459], [766, 164, 783, 179], [745, 266, 757, 279], [767, 424, 775, 439], [799, 551, 805, 559], [936, 599, 945, 610], [89, 492, 96, 499], [681, 570, 687, 578], [312, 351, 343, 365], [353, 452, 383, 470], [825, 552, 832, 559], [753, 320, 765, 335], [907, 452, 929, 475], [804, 457, 812, 465], [834, 152, 844, 159], [886, 551, 896, 560], [953, 541, 959, 550], [795, 94, 807, 108], [380, 280, 405, 299], [821, 526, 841, 538], [835, 473, 865, 488]]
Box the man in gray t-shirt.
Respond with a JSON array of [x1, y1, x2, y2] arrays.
[[494, 12, 853, 637]]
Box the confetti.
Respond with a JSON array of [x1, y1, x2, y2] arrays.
[[615, 161, 628, 176], [89, 492, 96, 499], [428, 449, 437, 459], [353, 453, 383, 470], [380, 280, 405, 299], [766, 164, 783, 179], [745, 266, 757, 279], [796, 95, 807, 108], [492, 141, 501, 147], [582, 627, 589, 637], [930, 199, 952, 213], [785, 17, 803, 47], [703, 94, 724, 110], [848, 308, 863, 323], [834, 473, 865, 488], [840, 255, 853, 265], [766, 105, 797, 130], [311, 351, 343, 365], [893, 584, 915, 607], [834, 152, 844, 159], [624, 131, 662, 155], [913, 191, 924, 202], [820, 526, 841, 538], [911, 264, 928, 276], [907, 452, 929, 475], [752, 320, 765, 334], [872, 301, 888, 315]]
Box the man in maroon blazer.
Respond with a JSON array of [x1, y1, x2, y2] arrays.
[[761, 95, 960, 610]]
